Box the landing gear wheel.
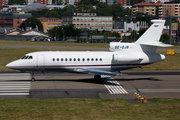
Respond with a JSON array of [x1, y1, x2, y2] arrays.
[[31, 77, 35, 82], [94, 75, 101, 80]]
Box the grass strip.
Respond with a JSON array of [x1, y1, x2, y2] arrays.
[[0, 40, 109, 48], [0, 98, 179, 120], [1, 40, 180, 49]]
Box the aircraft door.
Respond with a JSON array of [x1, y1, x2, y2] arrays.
[[37, 55, 45, 70]]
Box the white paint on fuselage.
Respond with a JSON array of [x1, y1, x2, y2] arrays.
[[6, 20, 170, 76], [6, 50, 165, 73]]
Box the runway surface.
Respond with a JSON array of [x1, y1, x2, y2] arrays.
[[0, 70, 179, 99]]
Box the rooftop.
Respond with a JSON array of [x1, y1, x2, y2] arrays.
[[154, 1, 164, 6], [37, 17, 62, 22], [132, 0, 155, 6]]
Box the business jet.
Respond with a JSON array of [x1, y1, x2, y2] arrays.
[[6, 20, 172, 81]]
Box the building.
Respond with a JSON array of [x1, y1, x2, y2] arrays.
[[2, 4, 68, 13], [0, 0, 5, 9], [3, 5, 26, 13], [26, 0, 36, 5], [5, 0, 8, 4], [145, 0, 169, 3], [37, 0, 48, 5], [4, 29, 51, 41], [105, 0, 130, 5], [159, 2, 180, 19], [66, 0, 77, 5], [132, 0, 156, 16], [0, 10, 32, 32], [116, 0, 127, 6], [106, 0, 116, 5], [114, 20, 140, 32], [48, 0, 52, 4], [62, 12, 113, 30], [153, 1, 163, 6], [37, 17, 62, 33]]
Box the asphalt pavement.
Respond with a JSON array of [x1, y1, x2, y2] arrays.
[[0, 71, 179, 99]]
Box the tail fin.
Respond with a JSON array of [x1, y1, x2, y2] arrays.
[[135, 19, 172, 47]]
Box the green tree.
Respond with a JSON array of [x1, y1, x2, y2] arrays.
[[128, 30, 138, 42], [137, 28, 147, 39], [160, 34, 170, 44], [130, 0, 142, 5], [45, 10, 59, 18], [173, 0, 180, 2], [28, 9, 49, 18], [48, 24, 82, 41], [57, 0, 64, 5], [78, 0, 99, 5], [88, 29, 120, 37], [20, 17, 43, 31], [62, 5, 75, 16], [75, 4, 94, 12], [110, 3, 125, 20], [96, 2, 111, 16], [8, 0, 26, 5]]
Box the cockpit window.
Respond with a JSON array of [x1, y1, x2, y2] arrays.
[[21, 56, 26, 59], [25, 56, 29, 59], [21, 55, 33, 59], [28, 56, 33, 59]]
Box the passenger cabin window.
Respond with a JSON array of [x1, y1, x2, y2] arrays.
[[51, 57, 102, 62]]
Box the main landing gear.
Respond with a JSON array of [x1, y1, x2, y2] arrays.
[[94, 75, 101, 80]]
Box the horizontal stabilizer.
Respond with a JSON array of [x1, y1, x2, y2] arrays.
[[74, 68, 124, 76], [140, 42, 173, 47]]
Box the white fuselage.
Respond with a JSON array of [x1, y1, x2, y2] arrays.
[[6, 50, 165, 73]]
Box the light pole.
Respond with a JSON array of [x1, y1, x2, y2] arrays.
[[133, 16, 136, 41], [62, 28, 64, 41], [125, 15, 128, 42]]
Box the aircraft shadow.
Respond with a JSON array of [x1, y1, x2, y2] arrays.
[[115, 77, 162, 81], [7, 77, 162, 87]]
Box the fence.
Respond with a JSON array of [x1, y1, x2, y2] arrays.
[[0, 35, 121, 43]]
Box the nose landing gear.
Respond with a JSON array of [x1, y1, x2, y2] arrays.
[[31, 72, 35, 81]]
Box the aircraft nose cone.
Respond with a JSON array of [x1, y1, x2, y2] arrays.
[[6, 62, 14, 69], [6, 60, 19, 69]]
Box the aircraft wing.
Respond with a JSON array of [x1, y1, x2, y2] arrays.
[[74, 68, 126, 76]]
